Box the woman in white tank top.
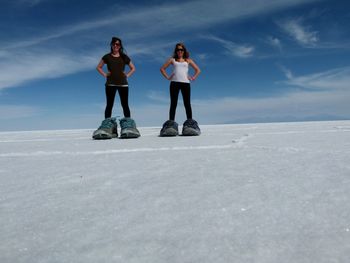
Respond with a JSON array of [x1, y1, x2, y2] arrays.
[[159, 43, 201, 136]]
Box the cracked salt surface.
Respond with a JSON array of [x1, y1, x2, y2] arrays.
[[1, 121, 350, 263]]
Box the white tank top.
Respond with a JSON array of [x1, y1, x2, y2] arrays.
[[171, 59, 190, 83]]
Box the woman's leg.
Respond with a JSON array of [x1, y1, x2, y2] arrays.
[[117, 86, 131, 118], [105, 85, 118, 118], [169, 82, 180, 121], [180, 83, 192, 120]]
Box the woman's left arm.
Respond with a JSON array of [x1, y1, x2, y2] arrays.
[[188, 59, 201, 81], [125, 61, 136, 78]]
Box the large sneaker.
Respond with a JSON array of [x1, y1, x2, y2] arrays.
[[119, 117, 140, 138], [92, 117, 118, 140], [182, 119, 201, 136], [160, 120, 179, 137]]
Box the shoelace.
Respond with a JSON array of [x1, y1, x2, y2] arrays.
[[163, 121, 177, 128], [184, 119, 199, 129], [99, 118, 116, 129], [120, 118, 135, 129]]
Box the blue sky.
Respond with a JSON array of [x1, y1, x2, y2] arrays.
[[0, 0, 350, 131]]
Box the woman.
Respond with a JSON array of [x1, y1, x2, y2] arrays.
[[160, 43, 201, 136], [93, 37, 140, 139]]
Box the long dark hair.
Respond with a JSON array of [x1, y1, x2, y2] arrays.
[[172, 42, 190, 61]]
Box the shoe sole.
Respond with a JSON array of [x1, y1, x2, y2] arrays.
[[160, 127, 179, 137], [92, 130, 117, 140], [182, 127, 201, 136], [120, 129, 140, 139], [93, 134, 112, 140]]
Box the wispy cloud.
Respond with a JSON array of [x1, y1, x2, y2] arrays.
[[0, 50, 98, 90], [279, 18, 319, 47], [4, 0, 323, 49], [0, 0, 326, 91], [203, 35, 255, 58], [279, 65, 294, 79], [267, 36, 282, 51], [281, 66, 350, 90]]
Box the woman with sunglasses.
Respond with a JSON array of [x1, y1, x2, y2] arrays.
[[160, 43, 201, 136], [93, 37, 140, 139]]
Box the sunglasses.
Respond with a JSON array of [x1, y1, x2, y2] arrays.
[[113, 42, 121, 46], [176, 49, 184, 52]]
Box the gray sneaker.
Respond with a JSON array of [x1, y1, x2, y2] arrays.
[[160, 120, 179, 137], [182, 119, 201, 136], [119, 117, 140, 138], [92, 117, 118, 140]]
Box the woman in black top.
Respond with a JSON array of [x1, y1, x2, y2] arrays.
[[96, 37, 135, 119]]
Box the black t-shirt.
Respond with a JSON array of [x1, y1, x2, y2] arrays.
[[102, 53, 131, 85]]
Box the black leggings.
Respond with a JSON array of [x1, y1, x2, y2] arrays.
[[169, 81, 192, 121], [105, 85, 131, 119]]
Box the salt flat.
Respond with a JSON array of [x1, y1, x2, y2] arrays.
[[1, 121, 350, 263]]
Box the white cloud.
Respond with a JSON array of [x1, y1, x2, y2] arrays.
[[279, 65, 294, 79], [0, 50, 99, 90], [0, 0, 325, 91], [279, 18, 319, 46], [203, 35, 255, 58], [4, 0, 323, 49], [281, 66, 350, 90], [267, 36, 282, 51]]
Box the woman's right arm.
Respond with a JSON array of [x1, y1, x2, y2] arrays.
[[96, 59, 108, 78], [160, 58, 173, 80]]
